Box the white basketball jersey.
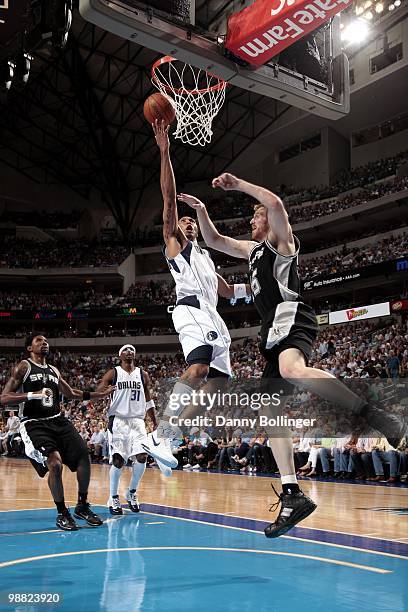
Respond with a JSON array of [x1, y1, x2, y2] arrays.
[[108, 366, 147, 419], [164, 241, 218, 307]]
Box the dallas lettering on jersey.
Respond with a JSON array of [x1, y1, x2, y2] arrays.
[[29, 373, 59, 385], [226, 0, 353, 66], [117, 381, 141, 390]]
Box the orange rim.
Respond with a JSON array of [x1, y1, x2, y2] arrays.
[[151, 56, 227, 95]]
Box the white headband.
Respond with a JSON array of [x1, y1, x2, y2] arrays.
[[118, 344, 136, 356]]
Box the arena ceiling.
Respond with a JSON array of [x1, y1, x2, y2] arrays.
[[0, 10, 290, 235]]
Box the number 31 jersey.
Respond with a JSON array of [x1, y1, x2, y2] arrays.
[[108, 366, 147, 419]]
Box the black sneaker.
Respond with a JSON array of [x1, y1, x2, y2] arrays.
[[74, 502, 103, 526], [56, 510, 79, 531], [264, 484, 317, 538]]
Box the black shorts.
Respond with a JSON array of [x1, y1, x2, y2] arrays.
[[22, 415, 88, 476], [260, 302, 318, 393]]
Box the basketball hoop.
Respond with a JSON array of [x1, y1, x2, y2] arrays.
[[151, 56, 227, 147]]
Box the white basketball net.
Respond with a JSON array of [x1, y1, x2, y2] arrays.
[[152, 57, 227, 147]]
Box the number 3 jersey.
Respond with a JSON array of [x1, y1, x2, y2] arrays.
[[108, 366, 147, 419], [20, 359, 61, 420]]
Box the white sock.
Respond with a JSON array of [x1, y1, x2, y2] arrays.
[[109, 465, 122, 497], [129, 460, 146, 491], [281, 474, 298, 485], [164, 380, 195, 417]]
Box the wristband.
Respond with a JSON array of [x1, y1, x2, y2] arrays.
[[27, 392, 43, 401], [234, 284, 247, 299], [83, 391, 91, 401], [146, 399, 155, 409]]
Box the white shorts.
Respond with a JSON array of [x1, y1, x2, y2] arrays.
[[108, 416, 148, 463], [172, 301, 231, 376]]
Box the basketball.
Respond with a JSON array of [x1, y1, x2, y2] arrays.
[[143, 92, 176, 125]]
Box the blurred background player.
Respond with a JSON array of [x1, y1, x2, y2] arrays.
[[98, 344, 171, 515], [0, 334, 114, 531]]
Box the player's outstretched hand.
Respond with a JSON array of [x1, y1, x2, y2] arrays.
[[152, 119, 170, 152], [212, 172, 240, 191], [99, 385, 116, 397], [177, 193, 205, 210]]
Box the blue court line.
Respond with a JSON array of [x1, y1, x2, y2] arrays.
[[140, 503, 408, 557]]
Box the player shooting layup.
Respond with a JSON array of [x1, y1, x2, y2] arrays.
[[178, 173, 402, 537], [152, 121, 250, 431]]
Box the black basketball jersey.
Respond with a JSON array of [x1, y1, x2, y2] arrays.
[[20, 358, 61, 420], [248, 237, 301, 323]]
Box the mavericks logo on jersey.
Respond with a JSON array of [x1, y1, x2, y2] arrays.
[[206, 331, 218, 341]]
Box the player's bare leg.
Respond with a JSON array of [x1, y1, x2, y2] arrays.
[[46, 451, 78, 531], [279, 348, 405, 442], [258, 398, 317, 538], [73, 453, 103, 526]]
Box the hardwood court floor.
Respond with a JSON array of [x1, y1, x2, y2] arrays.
[[0, 458, 407, 542]]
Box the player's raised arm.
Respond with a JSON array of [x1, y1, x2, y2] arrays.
[[177, 193, 254, 260], [212, 173, 295, 255], [1, 361, 49, 405], [153, 119, 183, 259]]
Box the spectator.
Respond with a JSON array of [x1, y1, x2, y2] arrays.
[[6, 411, 20, 456]]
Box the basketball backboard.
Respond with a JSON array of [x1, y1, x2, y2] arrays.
[[79, 0, 350, 120]]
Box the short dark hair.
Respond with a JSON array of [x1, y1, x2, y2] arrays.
[[25, 333, 45, 351]]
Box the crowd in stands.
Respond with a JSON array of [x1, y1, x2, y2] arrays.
[[0, 238, 129, 269], [0, 209, 82, 229], [286, 149, 408, 202], [1, 319, 407, 481], [117, 281, 175, 306], [151, 149, 408, 224], [211, 175, 408, 238], [0, 290, 119, 311], [288, 176, 408, 225], [0, 222, 405, 313], [299, 232, 408, 279]]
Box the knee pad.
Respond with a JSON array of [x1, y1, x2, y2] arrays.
[[112, 453, 125, 469], [134, 454, 147, 464]]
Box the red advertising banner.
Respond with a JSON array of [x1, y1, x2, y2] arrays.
[[390, 300, 408, 312], [225, 0, 353, 66]]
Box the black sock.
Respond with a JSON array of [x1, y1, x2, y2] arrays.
[[78, 491, 88, 505], [282, 483, 300, 495], [55, 500, 67, 514]]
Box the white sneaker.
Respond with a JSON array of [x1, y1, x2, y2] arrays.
[[191, 464, 200, 470], [141, 432, 178, 468], [183, 463, 192, 469], [108, 495, 123, 515], [156, 457, 172, 477], [125, 489, 140, 513]]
